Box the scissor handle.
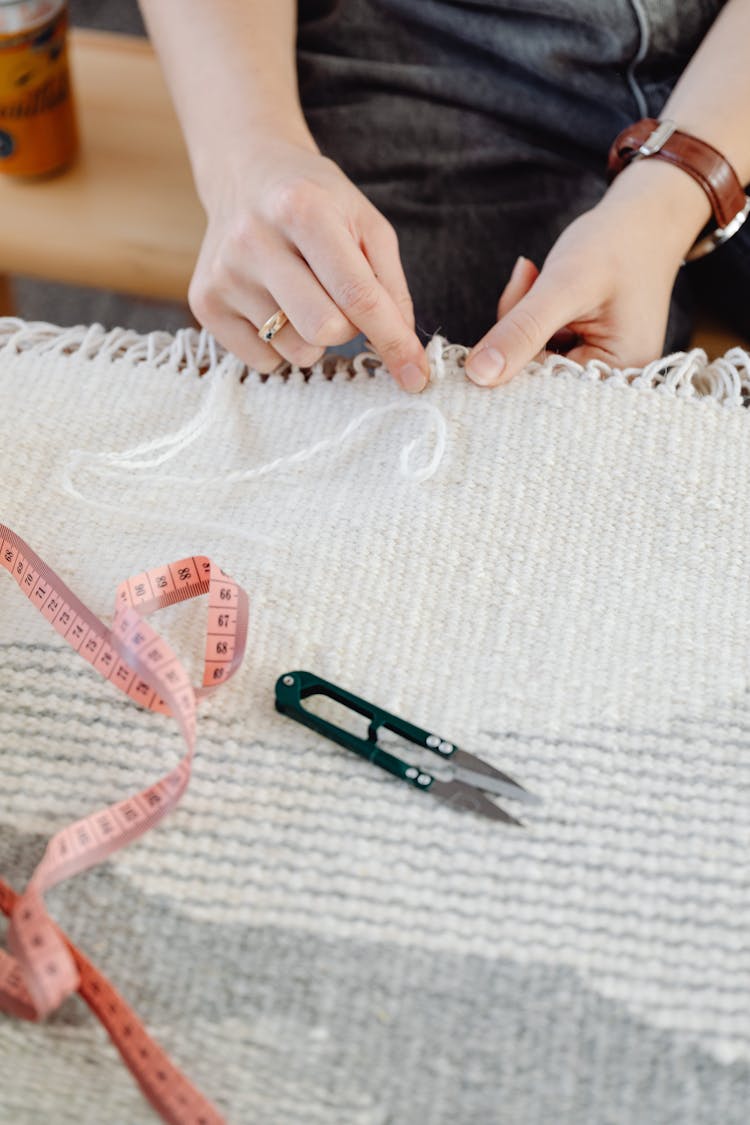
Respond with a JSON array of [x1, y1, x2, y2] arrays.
[[274, 670, 453, 790]]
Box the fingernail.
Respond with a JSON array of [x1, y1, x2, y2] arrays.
[[399, 362, 428, 393], [465, 346, 505, 385]]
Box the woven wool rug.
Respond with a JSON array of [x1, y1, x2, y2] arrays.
[[0, 317, 749, 1124]]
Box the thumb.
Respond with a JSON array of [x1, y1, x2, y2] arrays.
[[466, 277, 566, 388]]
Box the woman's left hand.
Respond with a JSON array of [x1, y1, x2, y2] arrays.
[[464, 158, 711, 386]]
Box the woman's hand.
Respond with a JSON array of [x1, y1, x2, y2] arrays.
[[465, 158, 712, 386], [189, 137, 430, 392], [137, 3, 429, 384]]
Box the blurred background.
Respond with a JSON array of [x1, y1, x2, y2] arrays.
[[9, 0, 192, 335]]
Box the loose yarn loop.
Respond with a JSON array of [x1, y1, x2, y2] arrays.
[[64, 375, 447, 488], [206, 398, 447, 485], [3, 319, 749, 501]]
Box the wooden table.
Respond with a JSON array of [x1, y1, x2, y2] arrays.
[[0, 29, 204, 306], [0, 28, 745, 356]]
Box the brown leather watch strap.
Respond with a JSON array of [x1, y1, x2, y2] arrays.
[[607, 117, 747, 230]]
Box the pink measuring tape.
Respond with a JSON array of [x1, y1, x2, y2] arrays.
[[0, 523, 250, 1123]]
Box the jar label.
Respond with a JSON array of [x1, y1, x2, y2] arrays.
[[0, 8, 78, 176]]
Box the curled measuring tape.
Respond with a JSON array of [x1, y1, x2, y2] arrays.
[[0, 523, 249, 1124]]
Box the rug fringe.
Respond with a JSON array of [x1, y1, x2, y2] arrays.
[[1, 317, 749, 407]]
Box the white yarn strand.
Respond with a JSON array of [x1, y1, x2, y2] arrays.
[[64, 360, 232, 475], [0, 318, 743, 510], [65, 394, 448, 490]]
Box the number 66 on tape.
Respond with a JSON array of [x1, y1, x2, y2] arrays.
[[0, 523, 249, 1125]]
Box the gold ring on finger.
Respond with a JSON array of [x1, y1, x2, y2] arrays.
[[257, 308, 289, 343]]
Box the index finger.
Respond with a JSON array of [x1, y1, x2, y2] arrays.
[[294, 211, 430, 393]]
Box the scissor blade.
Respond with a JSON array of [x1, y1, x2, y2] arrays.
[[448, 748, 541, 805], [427, 779, 523, 825]]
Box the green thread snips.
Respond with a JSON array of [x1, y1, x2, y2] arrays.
[[274, 670, 540, 826]]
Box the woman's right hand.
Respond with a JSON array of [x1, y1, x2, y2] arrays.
[[189, 136, 430, 392]]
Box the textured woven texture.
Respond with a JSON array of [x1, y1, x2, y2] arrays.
[[1, 319, 750, 1123]]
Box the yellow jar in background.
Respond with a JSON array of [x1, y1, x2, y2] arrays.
[[0, 0, 78, 176]]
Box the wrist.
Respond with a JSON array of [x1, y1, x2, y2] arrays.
[[192, 110, 320, 209], [601, 156, 712, 263]]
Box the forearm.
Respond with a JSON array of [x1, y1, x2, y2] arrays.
[[138, 0, 317, 203], [602, 0, 750, 260], [661, 0, 750, 185]]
